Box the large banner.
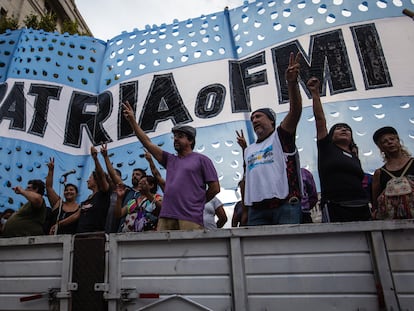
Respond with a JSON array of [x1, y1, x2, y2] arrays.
[[1, 0, 414, 210]]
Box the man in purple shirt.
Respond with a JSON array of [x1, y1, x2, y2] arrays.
[[122, 102, 220, 230]]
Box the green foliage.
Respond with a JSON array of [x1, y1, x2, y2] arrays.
[[0, 14, 19, 33], [1, 12, 89, 37], [22, 12, 56, 32], [23, 14, 39, 29], [38, 13, 57, 32], [62, 19, 79, 35]]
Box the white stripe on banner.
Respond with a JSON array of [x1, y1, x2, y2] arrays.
[[0, 1, 414, 209]]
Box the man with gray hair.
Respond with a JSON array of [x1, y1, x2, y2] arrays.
[[237, 52, 303, 225]]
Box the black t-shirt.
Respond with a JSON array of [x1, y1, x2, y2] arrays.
[[47, 206, 79, 234], [317, 135, 367, 203], [76, 190, 110, 233]]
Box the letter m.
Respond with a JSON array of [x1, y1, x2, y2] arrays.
[[272, 29, 355, 103]]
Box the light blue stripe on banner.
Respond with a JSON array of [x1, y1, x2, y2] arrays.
[[1, 1, 413, 92]]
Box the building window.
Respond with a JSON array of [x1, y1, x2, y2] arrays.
[[44, 2, 55, 16]]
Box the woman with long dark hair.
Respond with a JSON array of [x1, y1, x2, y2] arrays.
[[307, 77, 371, 222]]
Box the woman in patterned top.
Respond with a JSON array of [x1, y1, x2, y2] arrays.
[[115, 175, 162, 232]]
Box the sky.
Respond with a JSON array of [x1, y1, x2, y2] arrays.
[[75, 0, 245, 41], [74, 1, 247, 224]]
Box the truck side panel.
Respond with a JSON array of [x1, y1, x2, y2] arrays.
[[384, 229, 414, 310], [0, 235, 72, 311]]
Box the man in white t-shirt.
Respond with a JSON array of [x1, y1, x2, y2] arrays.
[[236, 52, 303, 226]]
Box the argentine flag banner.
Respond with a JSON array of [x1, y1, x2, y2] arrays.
[[1, 0, 414, 210]]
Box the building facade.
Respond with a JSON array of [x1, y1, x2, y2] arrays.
[[0, 0, 92, 35]]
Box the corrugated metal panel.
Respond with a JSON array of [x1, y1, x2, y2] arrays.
[[383, 228, 414, 310], [1, 221, 414, 310], [106, 221, 414, 311], [242, 231, 377, 310], [0, 235, 73, 311], [111, 234, 232, 310], [137, 294, 214, 311]]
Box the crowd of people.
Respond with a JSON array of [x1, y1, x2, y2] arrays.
[[1, 52, 413, 238]]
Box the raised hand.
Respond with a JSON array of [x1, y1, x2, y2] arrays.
[[122, 101, 135, 122], [47, 157, 55, 171], [90, 146, 98, 159], [236, 129, 247, 150], [285, 52, 301, 82], [12, 186, 24, 195], [100, 143, 108, 158], [306, 77, 320, 94]]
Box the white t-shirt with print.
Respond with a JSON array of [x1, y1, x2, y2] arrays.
[[244, 130, 289, 205]]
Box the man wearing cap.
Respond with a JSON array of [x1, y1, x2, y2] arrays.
[[122, 102, 220, 230], [236, 52, 303, 225]]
